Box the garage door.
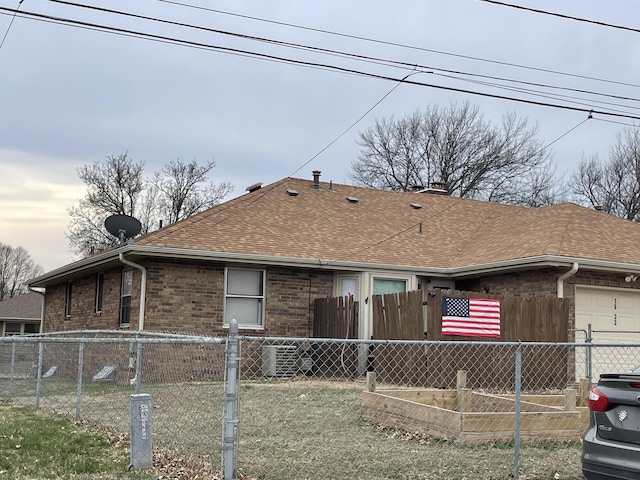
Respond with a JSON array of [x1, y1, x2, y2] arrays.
[[575, 286, 640, 380], [576, 286, 640, 343]]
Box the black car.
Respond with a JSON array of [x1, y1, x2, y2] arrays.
[[582, 366, 640, 479]]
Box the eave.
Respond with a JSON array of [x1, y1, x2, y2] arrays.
[[28, 245, 640, 288]]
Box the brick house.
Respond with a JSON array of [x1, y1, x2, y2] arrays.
[[28, 172, 640, 342]]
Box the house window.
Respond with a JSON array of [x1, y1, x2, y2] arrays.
[[224, 268, 265, 328], [3, 322, 39, 336], [120, 268, 133, 326], [337, 275, 359, 299], [373, 278, 407, 295], [95, 272, 104, 313], [3, 323, 21, 336], [64, 281, 72, 317]]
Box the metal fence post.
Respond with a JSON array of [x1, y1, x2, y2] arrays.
[[586, 323, 592, 383], [8, 341, 16, 401], [223, 319, 240, 480], [135, 340, 143, 394], [35, 341, 43, 409], [75, 342, 84, 420], [513, 342, 522, 480]]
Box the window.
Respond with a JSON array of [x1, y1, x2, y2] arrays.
[[120, 268, 133, 326], [3, 322, 39, 336], [336, 275, 359, 300], [224, 268, 265, 328], [64, 282, 72, 317], [4, 323, 21, 336], [373, 278, 407, 295], [95, 272, 104, 313]]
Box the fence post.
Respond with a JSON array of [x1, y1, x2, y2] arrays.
[[75, 342, 84, 420], [135, 340, 143, 394], [35, 341, 44, 409], [223, 319, 240, 480], [586, 323, 592, 383], [513, 342, 522, 480], [8, 341, 16, 401]]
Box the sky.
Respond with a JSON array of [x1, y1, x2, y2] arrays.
[[1, 0, 639, 272]]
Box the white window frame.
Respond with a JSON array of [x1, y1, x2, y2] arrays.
[[224, 267, 266, 329]]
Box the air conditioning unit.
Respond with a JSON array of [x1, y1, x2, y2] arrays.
[[261, 345, 298, 377]]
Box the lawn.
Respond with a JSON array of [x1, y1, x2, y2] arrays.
[[3, 377, 585, 479]]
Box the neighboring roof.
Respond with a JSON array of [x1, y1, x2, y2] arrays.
[[29, 175, 640, 287], [0, 292, 43, 321]]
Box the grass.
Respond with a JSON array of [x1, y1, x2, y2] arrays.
[[0, 402, 156, 480], [3, 376, 585, 480]]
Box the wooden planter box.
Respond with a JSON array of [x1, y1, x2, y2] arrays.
[[362, 388, 588, 444]]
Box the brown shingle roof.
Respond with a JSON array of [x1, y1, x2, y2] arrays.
[[0, 292, 43, 321], [134, 177, 640, 270]]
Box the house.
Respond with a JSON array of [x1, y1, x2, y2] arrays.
[[0, 291, 43, 335], [28, 172, 640, 343]]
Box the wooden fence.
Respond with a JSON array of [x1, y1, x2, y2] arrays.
[[313, 289, 572, 389]]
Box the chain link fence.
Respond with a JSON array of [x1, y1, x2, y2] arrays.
[[2, 329, 640, 479]]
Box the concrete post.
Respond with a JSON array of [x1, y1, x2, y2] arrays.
[[129, 393, 153, 470]]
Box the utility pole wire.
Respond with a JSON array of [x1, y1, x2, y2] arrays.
[[0, 0, 23, 51]]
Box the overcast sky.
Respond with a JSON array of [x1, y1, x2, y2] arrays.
[[1, 0, 639, 272]]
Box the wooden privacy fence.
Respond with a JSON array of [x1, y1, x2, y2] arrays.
[[312, 296, 359, 378], [370, 289, 570, 389], [313, 295, 358, 339]]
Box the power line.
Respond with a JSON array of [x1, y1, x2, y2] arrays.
[[44, 0, 640, 108], [479, 0, 640, 34], [0, 0, 22, 51], [3, 6, 640, 122], [289, 70, 419, 177], [152, 0, 640, 90]]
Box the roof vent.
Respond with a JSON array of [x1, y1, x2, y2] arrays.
[[286, 189, 299, 197], [410, 185, 425, 192], [346, 196, 359, 204], [312, 170, 321, 189], [410, 203, 423, 210], [594, 205, 603, 211], [246, 182, 263, 193]]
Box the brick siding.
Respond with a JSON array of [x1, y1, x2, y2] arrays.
[[43, 258, 334, 337]]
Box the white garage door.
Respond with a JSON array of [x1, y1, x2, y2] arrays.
[[575, 286, 640, 380], [575, 286, 640, 343]]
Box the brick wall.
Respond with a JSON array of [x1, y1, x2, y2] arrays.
[[44, 270, 124, 332], [457, 267, 640, 331], [43, 258, 335, 337]]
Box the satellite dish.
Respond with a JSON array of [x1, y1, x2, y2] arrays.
[[104, 214, 142, 246]]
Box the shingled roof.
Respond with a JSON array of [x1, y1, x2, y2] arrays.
[[29, 176, 640, 288], [133, 176, 640, 270], [0, 292, 43, 321]]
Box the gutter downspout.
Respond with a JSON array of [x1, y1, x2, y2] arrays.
[[119, 253, 147, 331], [557, 262, 579, 299]]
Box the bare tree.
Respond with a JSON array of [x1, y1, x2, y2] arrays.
[[67, 153, 233, 257], [0, 243, 43, 300], [153, 159, 233, 224], [570, 126, 640, 221], [350, 101, 563, 206]]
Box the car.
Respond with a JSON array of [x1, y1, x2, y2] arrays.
[[582, 366, 640, 479]]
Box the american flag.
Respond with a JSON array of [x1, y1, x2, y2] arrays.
[[441, 296, 501, 338]]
